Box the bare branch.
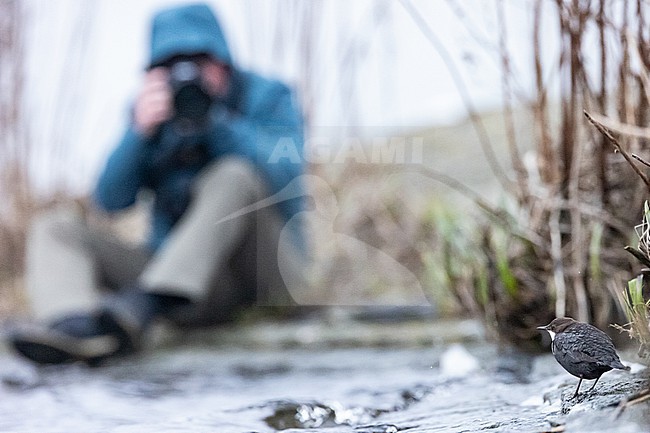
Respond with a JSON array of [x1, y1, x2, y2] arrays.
[[584, 110, 650, 191], [588, 111, 650, 139]]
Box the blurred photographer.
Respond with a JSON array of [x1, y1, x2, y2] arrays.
[[9, 3, 308, 365]]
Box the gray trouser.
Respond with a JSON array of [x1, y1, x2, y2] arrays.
[[25, 157, 307, 326]]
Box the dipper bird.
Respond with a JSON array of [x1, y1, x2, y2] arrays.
[[537, 317, 629, 399]]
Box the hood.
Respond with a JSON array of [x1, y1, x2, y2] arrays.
[[148, 3, 232, 68]]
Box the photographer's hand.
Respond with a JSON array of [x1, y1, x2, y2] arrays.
[[202, 61, 230, 99], [133, 67, 173, 137]]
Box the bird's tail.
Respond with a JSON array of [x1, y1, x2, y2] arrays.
[[614, 360, 631, 371]]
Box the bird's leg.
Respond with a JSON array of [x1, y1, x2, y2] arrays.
[[572, 377, 583, 399], [587, 376, 601, 393]]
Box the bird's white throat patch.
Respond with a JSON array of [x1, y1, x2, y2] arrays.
[[547, 330, 556, 354]]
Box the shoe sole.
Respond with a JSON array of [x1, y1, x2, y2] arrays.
[[9, 328, 119, 365]]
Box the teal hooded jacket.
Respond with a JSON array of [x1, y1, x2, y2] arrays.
[[94, 3, 305, 251]]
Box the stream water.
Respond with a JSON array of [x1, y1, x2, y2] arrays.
[[0, 317, 648, 433]]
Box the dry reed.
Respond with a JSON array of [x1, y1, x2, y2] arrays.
[[0, 1, 95, 318], [396, 0, 650, 351]]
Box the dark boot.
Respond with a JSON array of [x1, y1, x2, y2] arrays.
[[8, 314, 122, 365], [95, 287, 191, 355], [97, 288, 160, 353], [9, 287, 189, 366]]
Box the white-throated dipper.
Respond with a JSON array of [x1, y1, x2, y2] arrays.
[[537, 317, 629, 399]]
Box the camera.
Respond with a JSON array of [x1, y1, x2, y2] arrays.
[[168, 60, 213, 132]]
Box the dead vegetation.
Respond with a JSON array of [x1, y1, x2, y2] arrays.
[[0, 1, 95, 318], [384, 0, 650, 352], [301, 0, 649, 347]]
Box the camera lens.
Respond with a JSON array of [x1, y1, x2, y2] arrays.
[[169, 61, 213, 126]]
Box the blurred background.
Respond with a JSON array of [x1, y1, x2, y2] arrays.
[[2, 0, 650, 355]]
